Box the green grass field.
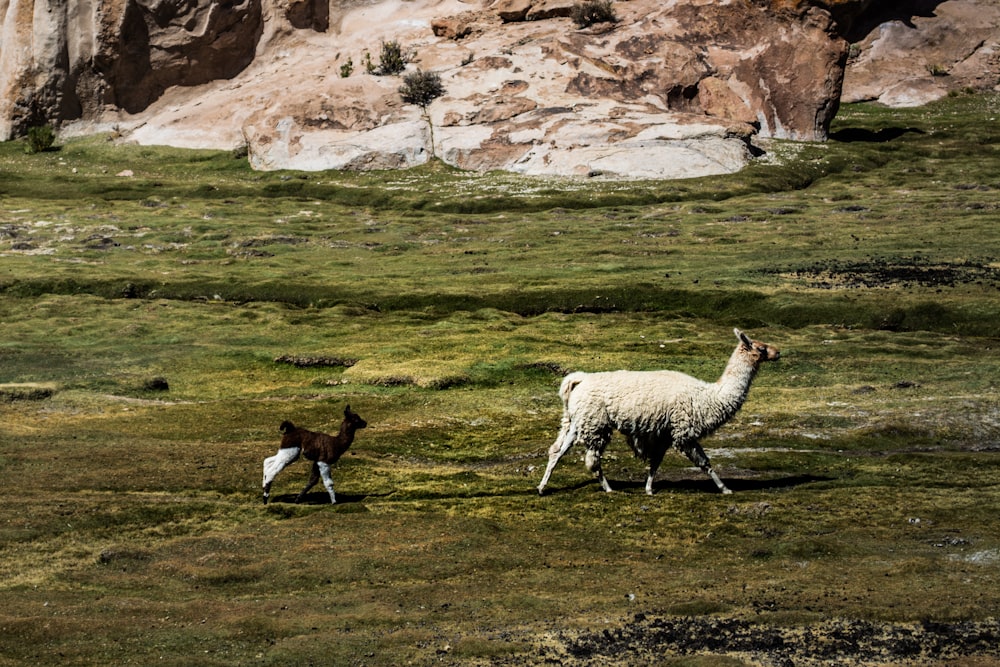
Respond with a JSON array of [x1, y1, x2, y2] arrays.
[[1, 93, 999, 665]]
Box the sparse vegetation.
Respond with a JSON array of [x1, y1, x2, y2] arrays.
[[1, 94, 1000, 665], [339, 56, 354, 78], [24, 124, 55, 153], [928, 62, 950, 77], [376, 39, 407, 75], [571, 0, 619, 28]]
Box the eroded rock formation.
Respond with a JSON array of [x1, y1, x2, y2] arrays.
[[842, 0, 1000, 106], [0, 0, 266, 136], [1, 0, 997, 177]]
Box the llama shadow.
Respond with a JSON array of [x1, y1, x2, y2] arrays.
[[268, 491, 392, 506], [269, 475, 831, 504], [401, 486, 568, 502], [597, 473, 832, 495], [829, 127, 925, 143]]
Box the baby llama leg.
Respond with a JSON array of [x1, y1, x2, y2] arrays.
[[316, 461, 337, 504], [295, 462, 321, 503], [262, 446, 301, 504]]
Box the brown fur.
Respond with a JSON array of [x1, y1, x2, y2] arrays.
[[262, 405, 367, 504], [278, 407, 366, 465]]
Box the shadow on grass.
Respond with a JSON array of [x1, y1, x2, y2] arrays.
[[549, 473, 832, 496], [268, 491, 392, 506], [829, 127, 926, 143], [269, 474, 831, 505]]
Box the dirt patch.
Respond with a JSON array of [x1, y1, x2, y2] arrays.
[[495, 614, 1000, 666], [273, 354, 358, 368], [768, 256, 1000, 290]]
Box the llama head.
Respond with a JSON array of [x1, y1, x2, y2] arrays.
[[344, 404, 368, 431], [734, 328, 780, 363]]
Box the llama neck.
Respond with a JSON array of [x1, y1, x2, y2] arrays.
[[707, 346, 760, 424], [338, 422, 356, 443]]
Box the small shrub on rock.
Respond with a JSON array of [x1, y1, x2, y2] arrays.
[[571, 0, 618, 28], [399, 70, 445, 108], [377, 40, 407, 75]]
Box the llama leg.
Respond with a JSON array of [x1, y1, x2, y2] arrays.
[[585, 446, 613, 493], [295, 462, 321, 503], [645, 444, 667, 496], [681, 442, 732, 494], [537, 419, 577, 495], [262, 446, 301, 504], [316, 461, 337, 504]]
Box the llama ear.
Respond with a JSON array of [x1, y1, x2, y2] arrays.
[[735, 328, 752, 349], [344, 404, 352, 416]]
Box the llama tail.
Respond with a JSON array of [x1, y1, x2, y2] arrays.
[[559, 372, 586, 407]]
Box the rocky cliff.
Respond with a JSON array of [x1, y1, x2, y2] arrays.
[[1, 0, 997, 177], [842, 0, 1000, 106]]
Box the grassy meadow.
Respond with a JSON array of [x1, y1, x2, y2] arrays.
[[1, 93, 999, 665]]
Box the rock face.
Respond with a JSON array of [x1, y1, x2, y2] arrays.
[[842, 0, 1000, 106], [1, 0, 997, 177], [0, 0, 265, 137], [224, 0, 849, 178]]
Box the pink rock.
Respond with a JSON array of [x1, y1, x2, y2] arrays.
[[7, 0, 996, 177]]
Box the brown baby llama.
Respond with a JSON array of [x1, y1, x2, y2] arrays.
[[262, 405, 367, 504]]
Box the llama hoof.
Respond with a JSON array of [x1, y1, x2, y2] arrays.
[[721, 487, 733, 495]]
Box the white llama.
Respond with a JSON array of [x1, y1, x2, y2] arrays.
[[537, 328, 780, 496]]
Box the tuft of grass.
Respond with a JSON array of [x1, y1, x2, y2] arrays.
[[0, 382, 57, 401]]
